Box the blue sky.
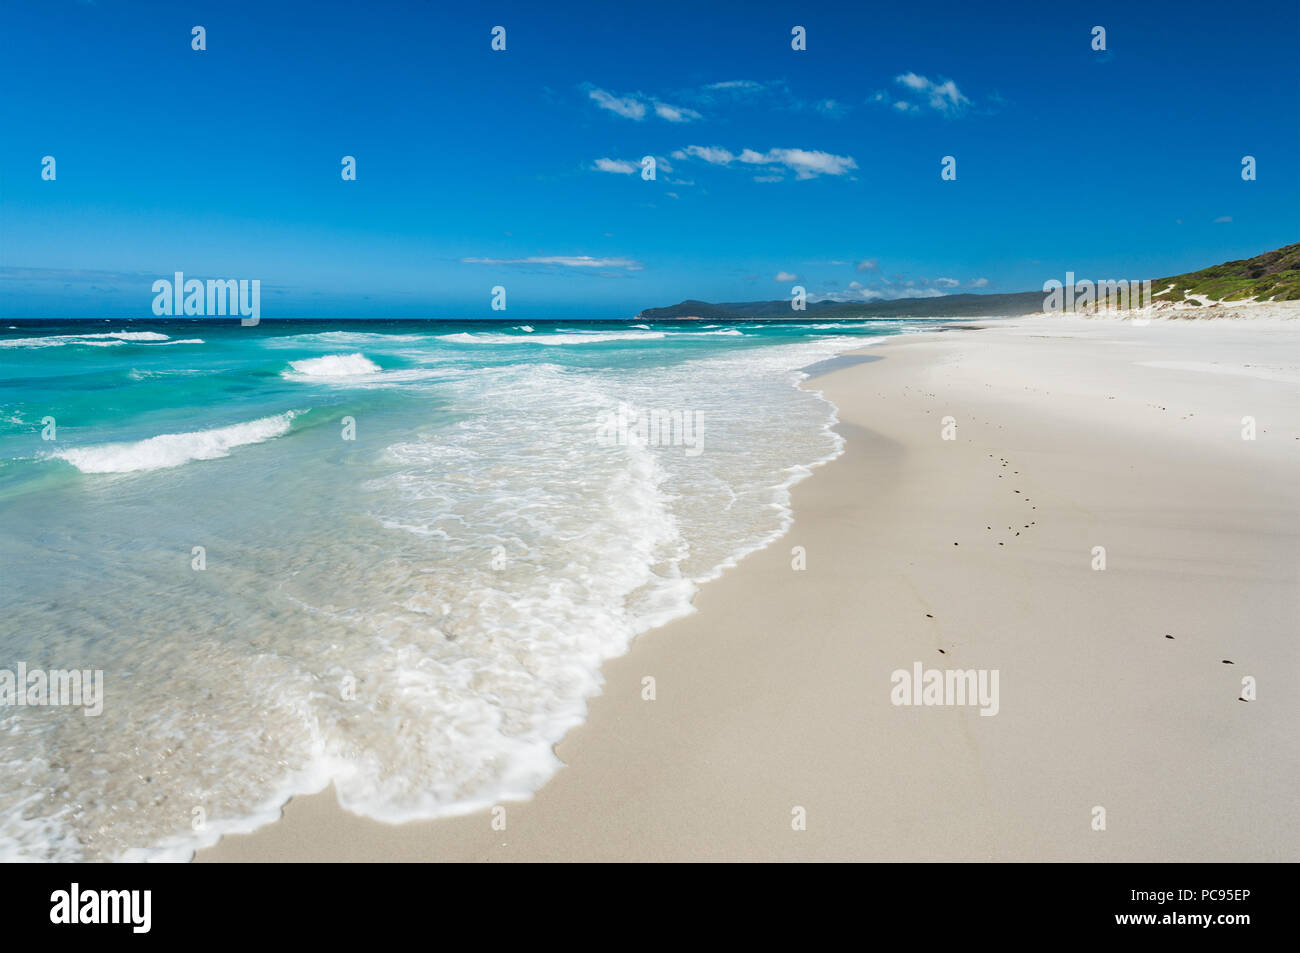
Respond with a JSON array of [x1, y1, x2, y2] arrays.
[[2, 0, 1297, 319]]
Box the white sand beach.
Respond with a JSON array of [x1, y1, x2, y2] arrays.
[[198, 311, 1300, 862]]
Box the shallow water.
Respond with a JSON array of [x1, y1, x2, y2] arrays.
[[0, 317, 919, 861]]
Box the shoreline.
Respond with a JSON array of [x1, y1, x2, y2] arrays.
[[197, 312, 1299, 862]]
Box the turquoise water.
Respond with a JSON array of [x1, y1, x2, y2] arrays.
[[0, 317, 916, 861]]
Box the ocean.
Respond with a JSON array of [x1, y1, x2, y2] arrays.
[[0, 317, 920, 861]]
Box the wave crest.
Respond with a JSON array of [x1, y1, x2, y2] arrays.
[[286, 353, 382, 377], [1, 331, 170, 349], [52, 412, 298, 473]]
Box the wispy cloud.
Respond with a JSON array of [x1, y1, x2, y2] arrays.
[[692, 79, 791, 108], [673, 145, 735, 165], [815, 98, 849, 118], [703, 80, 765, 91], [670, 145, 857, 181], [748, 148, 857, 178], [775, 271, 800, 282], [1214, 215, 1233, 223], [584, 85, 700, 122], [874, 72, 972, 116], [590, 156, 686, 184], [813, 281, 947, 303], [896, 72, 970, 113], [587, 86, 645, 120], [598, 79, 856, 121], [462, 256, 643, 271], [810, 270, 989, 302], [591, 158, 639, 174], [692, 79, 849, 118], [652, 100, 702, 122], [0, 266, 151, 282]]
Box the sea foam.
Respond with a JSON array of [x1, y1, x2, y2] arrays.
[[438, 331, 666, 345], [0, 321, 893, 861], [0, 331, 171, 349], [281, 352, 443, 386], [52, 412, 297, 473], [286, 352, 382, 377]]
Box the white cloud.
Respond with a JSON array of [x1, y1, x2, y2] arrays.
[[889, 72, 972, 115], [674, 145, 856, 179], [587, 87, 646, 120], [592, 158, 638, 174], [926, 80, 968, 112], [653, 100, 702, 122], [674, 145, 735, 165], [1214, 215, 1233, 223], [815, 284, 947, 302], [693, 78, 809, 113], [814, 271, 989, 302], [775, 271, 800, 282], [585, 86, 701, 122], [765, 148, 857, 178], [856, 258, 879, 272], [462, 256, 643, 271]]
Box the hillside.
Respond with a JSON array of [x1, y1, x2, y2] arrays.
[[637, 243, 1300, 320], [1152, 242, 1300, 304]]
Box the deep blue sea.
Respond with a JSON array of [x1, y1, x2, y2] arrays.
[[0, 316, 924, 860]]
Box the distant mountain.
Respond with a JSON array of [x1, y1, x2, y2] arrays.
[[637, 244, 1300, 321], [636, 291, 1046, 321]]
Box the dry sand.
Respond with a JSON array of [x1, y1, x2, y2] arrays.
[[197, 312, 1300, 862]]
